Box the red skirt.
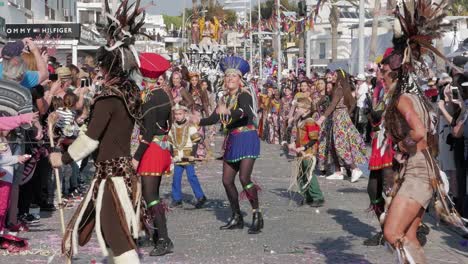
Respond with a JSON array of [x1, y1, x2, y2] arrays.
[[137, 142, 172, 176], [369, 136, 394, 171]]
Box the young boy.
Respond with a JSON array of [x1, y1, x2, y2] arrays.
[[290, 97, 324, 207], [169, 103, 207, 209]]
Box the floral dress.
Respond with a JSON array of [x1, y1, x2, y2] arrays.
[[318, 93, 368, 170]]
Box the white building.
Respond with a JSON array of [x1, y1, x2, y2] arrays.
[[0, 0, 76, 44], [307, 0, 390, 70]]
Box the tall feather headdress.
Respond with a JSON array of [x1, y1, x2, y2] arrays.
[[98, 0, 152, 73], [384, 0, 451, 73]]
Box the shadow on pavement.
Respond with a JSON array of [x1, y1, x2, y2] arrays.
[[307, 237, 372, 264], [336, 187, 367, 194], [269, 188, 304, 206], [327, 209, 377, 239]]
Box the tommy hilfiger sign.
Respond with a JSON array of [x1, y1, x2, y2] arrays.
[[5, 24, 81, 39]]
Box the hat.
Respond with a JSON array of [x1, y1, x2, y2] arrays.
[[355, 74, 366, 81], [220, 56, 250, 76], [139, 52, 170, 80], [1, 40, 25, 59], [56, 67, 72, 80]]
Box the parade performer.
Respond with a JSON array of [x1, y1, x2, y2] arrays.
[[134, 52, 174, 256], [380, 1, 467, 262], [316, 70, 367, 182], [289, 97, 324, 207], [188, 72, 210, 158], [363, 61, 395, 246], [49, 1, 145, 262], [169, 102, 207, 209], [193, 56, 263, 234], [268, 89, 281, 144], [280, 86, 294, 144]]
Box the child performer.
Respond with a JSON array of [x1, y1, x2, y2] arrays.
[[169, 103, 207, 209], [289, 97, 324, 207]]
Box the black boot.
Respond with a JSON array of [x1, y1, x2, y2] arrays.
[[248, 211, 264, 234], [220, 212, 244, 230], [150, 238, 174, 256]]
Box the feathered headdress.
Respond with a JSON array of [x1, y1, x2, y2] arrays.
[[220, 56, 250, 77], [97, 0, 152, 74], [383, 0, 451, 73]]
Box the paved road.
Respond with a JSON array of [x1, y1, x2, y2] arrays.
[[3, 140, 468, 264]]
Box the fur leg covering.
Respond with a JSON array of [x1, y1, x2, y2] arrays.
[[68, 133, 99, 161], [112, 249, 140, 264]]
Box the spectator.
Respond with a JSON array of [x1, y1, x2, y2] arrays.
[[0, 39, 48, 88]]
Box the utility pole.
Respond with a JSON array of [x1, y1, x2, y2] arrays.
[[276, 0, 281, 89], [305, 0, 312, 78], [258, 0, 262, 82], [358, 0, 365, 74], [249, 0, 253, 69]]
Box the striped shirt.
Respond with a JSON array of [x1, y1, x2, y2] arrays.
[[56, 108, 78, 137]]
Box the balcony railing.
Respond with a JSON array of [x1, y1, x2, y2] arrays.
[[80, 24, 106, 45]]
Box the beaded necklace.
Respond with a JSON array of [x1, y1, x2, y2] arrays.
[[219, 90, 239, 128]]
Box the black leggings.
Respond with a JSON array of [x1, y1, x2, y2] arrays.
[[222, 158, 259, 212], [367, 168, 394, 221], [141, 176, 168, 240]]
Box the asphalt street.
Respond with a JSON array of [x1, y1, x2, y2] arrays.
[[2, 139, 468, 264]]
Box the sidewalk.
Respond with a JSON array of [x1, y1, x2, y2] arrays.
[[2, 140, 468, 264]]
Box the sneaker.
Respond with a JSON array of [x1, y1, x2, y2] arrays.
[[363, 232, 384, 246], [169, 200, 183, 208], [326, 172, 344, 180], [19, 214, 39, 224], [351, 169, 363, 183], [194, 196, 207, 209]]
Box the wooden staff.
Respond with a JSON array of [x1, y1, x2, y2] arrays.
[[47, 113, 67, 236]]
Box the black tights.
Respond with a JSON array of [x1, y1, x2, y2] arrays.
[[367, 168, 394, 223], [141, 176, 168, 240], [222, 159, 259, 213]]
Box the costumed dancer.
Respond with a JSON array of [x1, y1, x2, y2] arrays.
[[169, 102, 207, 209], [380, 1, 467, 263], [133, 52, 174, 256], [280, 86, 294, 144], [49, 1, 146, 262], [363, 58, 395, 246], [316, 70, 367, 182], [268, 89, 281, 144], [188, 72, 210, 158], [289, 97, 324, 207], [193, 56, 263, 234]]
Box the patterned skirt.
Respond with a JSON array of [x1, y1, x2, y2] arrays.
[[224, 126, 261, 163], [318, 108, 368, 169]]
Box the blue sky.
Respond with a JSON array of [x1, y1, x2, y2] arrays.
[[145, 0, 192, 16]]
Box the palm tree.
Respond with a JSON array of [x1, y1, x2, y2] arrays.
[[368, 0, 381, 62]]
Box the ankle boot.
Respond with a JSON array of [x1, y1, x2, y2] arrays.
[[248, 211, 264, 234], [220, 212, 244, 230], [150, 238, 174, 256]]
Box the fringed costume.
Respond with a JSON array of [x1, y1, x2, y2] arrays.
[[51, 1, 151, 263], [379, 1, 468, 262], [289, 97, 324, 207], [198, 56, 263, 234]]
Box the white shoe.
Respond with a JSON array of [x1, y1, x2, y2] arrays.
[[326, 172, 344, 180], [351, 169, 363, 183]]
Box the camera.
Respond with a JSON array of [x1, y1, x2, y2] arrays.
[[80, 78, 89, 88], [451, 86, 460, 100]]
